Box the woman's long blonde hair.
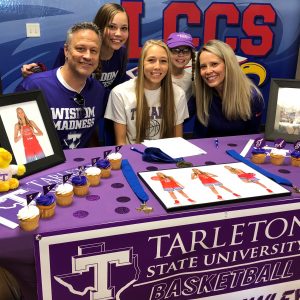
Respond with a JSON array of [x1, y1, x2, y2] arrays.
[[16, 107, 32, 128], [135, 40, 176, 143], [194, 39, 262, 126]]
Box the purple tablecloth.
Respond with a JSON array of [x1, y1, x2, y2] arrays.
[[0, 135, 299, 299]]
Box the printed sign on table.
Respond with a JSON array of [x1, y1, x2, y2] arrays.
[[34, 202, 300, 300]]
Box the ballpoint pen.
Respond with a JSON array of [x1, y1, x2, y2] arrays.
[[215, 138, 219, 148]]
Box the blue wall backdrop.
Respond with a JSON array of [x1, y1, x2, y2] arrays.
[[0, 0, 299, 122]]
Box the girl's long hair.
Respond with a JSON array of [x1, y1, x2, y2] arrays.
[[16, 107, 32, 129], [93, 3, 129, 79], [194, 39, 262, 126], [135, 40, 176, 143]]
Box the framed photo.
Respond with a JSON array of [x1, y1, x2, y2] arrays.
[[0, 90, 65, 177], [265, 78, 300, 143], [138, 162, 290, 212]]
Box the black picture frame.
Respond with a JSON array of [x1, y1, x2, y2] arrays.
[[0, 90, 65, 177], [265, 78, 300, 143]]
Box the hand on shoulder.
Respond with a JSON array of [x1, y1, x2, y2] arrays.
[[21, 63, 38, 77]]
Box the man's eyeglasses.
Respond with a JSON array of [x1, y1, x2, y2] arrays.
[[170, 48, 191, 55], [72, 93, 86, 119]]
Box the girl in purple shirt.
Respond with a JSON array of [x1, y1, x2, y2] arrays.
[[21, 3, 130, 90], [21, 3, 131, 145]]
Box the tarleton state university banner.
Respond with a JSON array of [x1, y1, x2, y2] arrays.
[[34, 201, 300, 299]]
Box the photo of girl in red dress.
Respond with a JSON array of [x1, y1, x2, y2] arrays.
[[191, 168, 240, 200], [224, 165, 273, 193], [152, 172, 196, 205], [14, 107, 45, 163]]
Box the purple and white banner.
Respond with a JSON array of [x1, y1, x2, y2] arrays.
[[34, 201, 300, 299]]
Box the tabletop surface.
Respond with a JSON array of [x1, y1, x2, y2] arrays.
[[1, 134, 299, 260]]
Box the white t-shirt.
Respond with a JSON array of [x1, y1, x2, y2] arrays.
[[172, 70, 192, 102], [104, 78, 189, 144]]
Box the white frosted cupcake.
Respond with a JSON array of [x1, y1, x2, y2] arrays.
[[55, 183, 74, 206], [107, 152, 122, 170], [270, 149, 286, 165], [17, 205, 40, 231], [85, 166, 101, 186]]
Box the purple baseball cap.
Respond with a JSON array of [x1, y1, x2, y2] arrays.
[[166, 32, 195, 49]]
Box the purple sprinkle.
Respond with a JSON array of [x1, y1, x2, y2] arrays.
[[278, 169, 290, 174], [205, 161, 216, 165], [73, 210, 89, 218], [74, 157, 85, 162], [147, 166, 159, 171], [86, 195, 100, 201], [115, 206, 130, 214], [227, 143, 237, 147], [111, 183, 124, 188], [116, 196, 131, 203]]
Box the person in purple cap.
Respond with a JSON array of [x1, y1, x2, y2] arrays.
[[166, 32, 196, 127]]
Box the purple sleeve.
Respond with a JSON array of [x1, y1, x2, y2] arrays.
[[52, 47, 65, 68], [247, 89, 265, 133], [110, 46, 129, 88], [15, 76, 37, 92]]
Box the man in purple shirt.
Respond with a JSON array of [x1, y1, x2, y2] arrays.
[[16, 22, 106, 149]]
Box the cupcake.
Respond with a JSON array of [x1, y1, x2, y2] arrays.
[[17, 205, 40, 231], [55, 183, 74, 206], [107, 152, 122, 170], [71, 175, 89, 196], [270, 149, 286, 166], [290, 150, 300, 167], [251, 148, 267, 164], [36, 194, 56, 218], [85, 166, 101, 186], [96, 158, 111, 178]]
